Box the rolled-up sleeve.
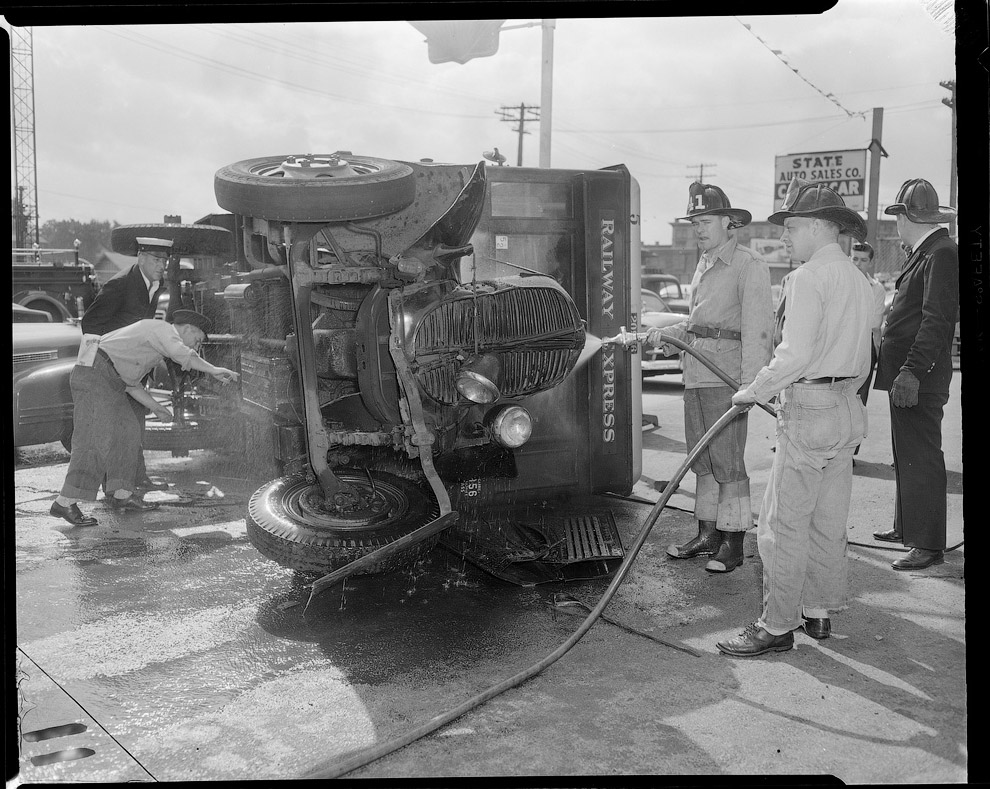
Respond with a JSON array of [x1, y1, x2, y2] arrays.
[[147, 322, 200, 371]]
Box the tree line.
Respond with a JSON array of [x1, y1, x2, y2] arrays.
[[36, 218, 118, 266]]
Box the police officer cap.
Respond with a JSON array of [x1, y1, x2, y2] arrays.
[[768, 178, 867, 242], [677, 182, 752, 229], [170, 309, 213, 338], [884, 178, 955, 224], [135, 237, 174, 254]]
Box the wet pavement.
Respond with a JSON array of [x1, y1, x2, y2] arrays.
[[10, 369, 969, 783]]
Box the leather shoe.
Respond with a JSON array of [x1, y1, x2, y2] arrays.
[[873, 528, 902, 543], [107, 495, 160, 512], [717, 623, 794, 657], [892, 547, 944, 571], [50, 501, 99, 527], [135, 476, 169, 492], [802, 616, 831, 640]]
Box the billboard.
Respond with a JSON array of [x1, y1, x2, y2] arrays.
[[773, 149, 868, 212]]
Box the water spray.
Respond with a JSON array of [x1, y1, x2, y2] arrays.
[[603, 326, 776, 418]]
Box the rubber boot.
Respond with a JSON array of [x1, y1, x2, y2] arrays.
[[666, 519, 720, 559], [705, 530, 745, 573]]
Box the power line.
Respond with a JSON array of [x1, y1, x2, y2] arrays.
[[95, 26, 494, 121], [556, 97, 941, 135], [686, 163, 717, 182], [198, 24, 494, 107]]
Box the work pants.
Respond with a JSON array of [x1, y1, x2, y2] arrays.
[[129, 395, 150, 483], [61, 354, 141, 500], [757, 379, 865, 633], [684, 385, 751, 532], [889, 391, 949, 551]]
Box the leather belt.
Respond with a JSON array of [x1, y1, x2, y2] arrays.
[[687, 324, 742, 341], [794, 376, 853, 385]]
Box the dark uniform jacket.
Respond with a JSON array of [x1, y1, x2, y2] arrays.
[[81, 263, 163, 336], [874, 227, 958, 394]]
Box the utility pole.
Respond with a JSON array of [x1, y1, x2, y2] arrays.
[[497, 103, 540, 166], [11, 25, 40, 247], [538, 19, 555, 168], [940, 79, 957, 238], [686, 163, 717, 182], [866, 107, 887, 250]]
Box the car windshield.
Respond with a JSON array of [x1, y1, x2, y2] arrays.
[[641, 290, 669, 313]]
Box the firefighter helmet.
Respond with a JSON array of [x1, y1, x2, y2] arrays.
[[677, 182, 752, 229], [768, 178, 867, 241], [884, 178, 955, 223]]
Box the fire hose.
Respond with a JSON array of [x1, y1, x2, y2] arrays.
[[304, 331, 756, 780]]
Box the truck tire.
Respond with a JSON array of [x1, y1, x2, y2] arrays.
[[247, 470, 439, 575], [214, 154, 416, 222], [110, 224, 234, 257]]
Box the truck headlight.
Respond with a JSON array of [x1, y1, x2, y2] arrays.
[[486, 404, 532, 449], [455, 354, 501, 404]]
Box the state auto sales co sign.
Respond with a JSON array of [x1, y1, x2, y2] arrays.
[[773, 149, 867, 212]]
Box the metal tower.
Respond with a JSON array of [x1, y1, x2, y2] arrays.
[[11, 26, 39, 246]]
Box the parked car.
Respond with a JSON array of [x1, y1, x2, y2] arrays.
[[13, 303, 55, 323], [642, 274, 690, 314], [639, 288, 684, 377], [12, 304, 81, 448]]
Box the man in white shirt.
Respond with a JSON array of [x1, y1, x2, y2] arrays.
[[81, 236, 173, 492], [717, 179, 874, 657], [51, 310, 238, 526]]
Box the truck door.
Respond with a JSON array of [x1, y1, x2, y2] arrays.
[[464, 165, 642, 500]]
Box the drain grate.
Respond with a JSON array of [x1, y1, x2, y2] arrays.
[[545, 512, 624, 564]]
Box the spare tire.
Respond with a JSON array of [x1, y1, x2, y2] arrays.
[[110, 224, 234, 257], [214, 153, 416, 222]]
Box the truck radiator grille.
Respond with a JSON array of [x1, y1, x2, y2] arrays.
[[413, 286, 584, 405]]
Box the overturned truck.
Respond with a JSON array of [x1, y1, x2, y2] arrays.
[[115, 152, 643, 582]]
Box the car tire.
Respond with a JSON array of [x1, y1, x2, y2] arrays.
[[214, 153, 416, 222], [110, 223, 233, 257], [247, 470, 439, 575]]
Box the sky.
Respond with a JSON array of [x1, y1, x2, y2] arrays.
[[6, 2, 959, 247]]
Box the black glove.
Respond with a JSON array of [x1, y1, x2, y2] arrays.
[[890, 370, 919, 408]]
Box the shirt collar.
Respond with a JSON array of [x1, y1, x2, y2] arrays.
[[910, 226, 941, 251], [704, 236, 737, 266]]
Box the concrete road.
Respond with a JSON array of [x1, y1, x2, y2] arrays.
[[10, 371, 967, 783]]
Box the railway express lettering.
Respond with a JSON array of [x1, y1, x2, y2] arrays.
[[601, 219, 615, 320], [602, 345, 616, 442]]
